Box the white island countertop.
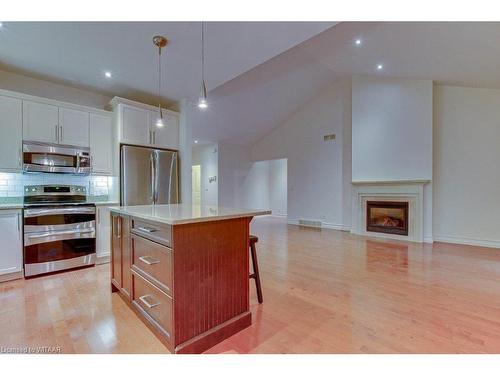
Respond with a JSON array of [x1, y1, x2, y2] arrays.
[[110, 204, 271, 225]]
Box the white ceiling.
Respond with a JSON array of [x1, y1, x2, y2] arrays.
[[0, 22, 334, 106], [190, 22, 500, 145]]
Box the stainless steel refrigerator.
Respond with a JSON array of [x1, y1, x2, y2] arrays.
[[121, 145, 179, 206]]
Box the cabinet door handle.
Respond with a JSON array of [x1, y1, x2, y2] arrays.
[[138, 255, 160, 265], [137, 226, 157, 233], [115, 217, 121, 239], [139, 294, 161, 309], [55, 125, 59, 142], [153, 131, 156, 144], [60, 125, 63, 142], [18, 147, 22, 167]]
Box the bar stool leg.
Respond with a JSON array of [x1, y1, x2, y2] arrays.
[[250, 241, 263, 304]]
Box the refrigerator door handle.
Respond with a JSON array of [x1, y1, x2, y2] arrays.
[[154, 152, 159, 203], [150, 152, 155, 204]]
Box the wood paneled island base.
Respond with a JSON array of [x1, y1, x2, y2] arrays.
[[110, 204, 270, 354]]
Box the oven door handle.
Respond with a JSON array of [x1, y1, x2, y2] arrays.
[[24, 220, 95, 234], [24, 227, 95, 246], [24, 207, 95, 217], [26, 227, 95, 239]]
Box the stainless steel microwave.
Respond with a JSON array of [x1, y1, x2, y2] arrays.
[[23, 141, 91, 175]]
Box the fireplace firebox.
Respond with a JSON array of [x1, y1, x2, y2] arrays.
[[366, 201, 409, 236]]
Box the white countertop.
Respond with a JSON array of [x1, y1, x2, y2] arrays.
[[0, 203, 23, 210], [91, 201, 119, 206], [110, 204, 271, 225]]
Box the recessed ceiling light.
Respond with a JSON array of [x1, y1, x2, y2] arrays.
[[376, 64, 383, 71], [355, 39, 362, 46], [194, 140, 199, 144], [104, 71, 112, 78], [0, 22, 3, 28]]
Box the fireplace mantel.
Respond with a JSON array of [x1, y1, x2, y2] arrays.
[[352, 179, 431, 185]]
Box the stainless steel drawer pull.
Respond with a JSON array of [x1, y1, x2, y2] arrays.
[[138, 256, 160, 265], [139, 294, 161, 309], [137, 226, 157, 233]]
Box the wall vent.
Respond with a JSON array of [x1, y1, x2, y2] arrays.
[[323, 134, 336, 141], [298, 219, 322, 228]]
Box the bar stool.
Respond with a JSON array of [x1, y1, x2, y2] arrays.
[[249, 235, 263, 303]]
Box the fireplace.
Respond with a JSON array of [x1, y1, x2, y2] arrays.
[[366, 201, 409, 236]]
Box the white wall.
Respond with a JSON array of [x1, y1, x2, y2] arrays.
[[178, 99, 192, 205], [218, 142, 252, 208], [433, 85, 500, 247], [0, 69, 111, 109], [351, 75, 433, 182], [268, 159, 287, 216], [251, 78, 351, 229], [192, 143, 219, 206], [236, 159, 288, 215]]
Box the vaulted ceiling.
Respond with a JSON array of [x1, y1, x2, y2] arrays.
[[189, 22, 500, 145], [0, 21, 334, 107], [2, 22, 500, 146]]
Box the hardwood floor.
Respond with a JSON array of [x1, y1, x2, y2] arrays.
[[2, 216, 500, 353]]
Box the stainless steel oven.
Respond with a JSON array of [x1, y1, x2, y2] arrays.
[[23, 141, 91, 175], [23, 185, 96, 277]]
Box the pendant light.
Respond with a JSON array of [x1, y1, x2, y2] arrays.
[[153, 35, 167, 127], [198, 22, 208, 109]]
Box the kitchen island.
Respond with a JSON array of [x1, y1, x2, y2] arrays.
[[109, 204, 270, 354]]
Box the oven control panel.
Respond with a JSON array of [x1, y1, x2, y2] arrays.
[[24, 185, 86, 196]]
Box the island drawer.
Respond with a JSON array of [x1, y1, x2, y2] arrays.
[[132, 271, 173, 340], [131, 219, 172, 247], [131, 233, 173, 295]]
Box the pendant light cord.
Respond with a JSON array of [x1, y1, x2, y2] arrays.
[[201, 21, 205, 83], [158, 44, 162, 118]]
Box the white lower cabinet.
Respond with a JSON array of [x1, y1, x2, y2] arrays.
[[0, 210, 23, 281], [96, 205, 116, 263]]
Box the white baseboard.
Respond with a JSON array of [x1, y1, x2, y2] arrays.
[[434, 235, 500, 249], [0, 271, 23, 283], [423, 236, 434, 244], [287, 218, 351, 232], [96, 254, 110, 265], [321, 222, 351, 232]]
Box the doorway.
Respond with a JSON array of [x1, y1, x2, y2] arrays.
[[192, 165, 201, 205]]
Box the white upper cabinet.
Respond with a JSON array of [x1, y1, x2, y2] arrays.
[[58, 107, 90, 147], [0, 95, 23, 171], [23, 100, 59, 143], [23, 100, 90, 147], [111, 97, 180, 150], [0, 210, 23, 278], [90, 113, 113, 175], [151, 110, 179, 150], [122, 105, 150, 145]]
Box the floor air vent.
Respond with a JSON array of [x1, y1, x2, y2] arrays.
[[298, 219, 322, 228]]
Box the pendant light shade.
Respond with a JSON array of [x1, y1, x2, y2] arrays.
[[198, 79, 208, 109], [153, 35, 167, 126], [198, 22, 208, 110]]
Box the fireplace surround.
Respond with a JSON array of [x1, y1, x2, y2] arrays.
[[351, 180, 431, 243]]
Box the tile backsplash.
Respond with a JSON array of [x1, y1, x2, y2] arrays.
[[0, 172, 117, 200]]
